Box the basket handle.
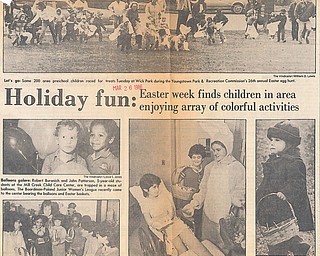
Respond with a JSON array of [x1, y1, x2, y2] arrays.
[[257, 192, 297, 219]]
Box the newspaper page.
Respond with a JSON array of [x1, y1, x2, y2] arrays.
[[0, 0, 318, 255]]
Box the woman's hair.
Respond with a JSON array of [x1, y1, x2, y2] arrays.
[[188, 144, 206, 159], [139, 173, 161, 197], [54, 120, 81, 137], [211, 140, 227, 151], [3, 213, 22, 232], [40, 200, 52, 213]]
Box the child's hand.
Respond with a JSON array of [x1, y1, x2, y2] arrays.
[[276, 192, 286, 200], [182, 204, 194, 217]]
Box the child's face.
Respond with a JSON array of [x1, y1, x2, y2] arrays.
[[90, 124, 112, 152], [212, 143, 227, 162], [191, 154, 203, 168], [269, 137, 286, 154], [57, 126, 78, 154], [54, 219, 61, 226], [43, 205, 52, 216], [35, 218, 43, 228], [71, 216, 80, 227], [145, 184, 160, 198], [14, 220, 22, 231]]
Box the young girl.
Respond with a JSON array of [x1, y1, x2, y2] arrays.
[[87, 120, 120, 175], [256, 121, 314, 254], [51, 214, 67, 256], [138, 173, 213, 256]]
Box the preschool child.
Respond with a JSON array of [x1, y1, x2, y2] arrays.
[[54, 8, 65, 44], [256, 121, 314, 254], [213, 9, 228, 43], [51, 214, 67, 256], [42, 120, 89, 175], [173, 144, 206, 238], [86, 120, 120, 175]]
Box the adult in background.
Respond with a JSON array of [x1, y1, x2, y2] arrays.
[[108, 0, 127, 29], [127, 2, 143, 50], [30, 1, 56, 45], [288, 0, 301, 40], [3, 213, 29, 256], [294, 0, 315, 44], [183, 126, 245, 255], [187, 0, 206, 38], [261, 0, 275, 31], [145, 0, 163, 27], [176, 0, 191, 34]]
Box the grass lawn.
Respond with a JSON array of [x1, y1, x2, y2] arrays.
[[3, 29, 316, 73]]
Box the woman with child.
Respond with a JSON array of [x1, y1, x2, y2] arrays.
[[183, 126, 245, 255]]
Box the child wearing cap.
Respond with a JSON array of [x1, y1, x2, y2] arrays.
[[256, 120, 314, 233]]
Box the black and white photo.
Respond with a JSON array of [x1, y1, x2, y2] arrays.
[[2, 199, 120, 256], [3, 119, 120, 175], [3, 0, 316, 73], [255, 119, 315, 256], [129, 119, 246, 256]]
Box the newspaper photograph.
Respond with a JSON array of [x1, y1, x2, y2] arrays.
[[2, 0, 316, 72], [0, 0, 319, 255], [3, 119, 120, 175], [255, 119, 315, 256], [3, 199, 120, 256], [129, 119, 246, 256]]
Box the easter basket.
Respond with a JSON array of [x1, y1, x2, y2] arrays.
[[171, 166, 199, 201], [257, 193, 299, 246]]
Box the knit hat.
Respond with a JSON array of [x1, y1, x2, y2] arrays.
[[267, 121, 301, 146]]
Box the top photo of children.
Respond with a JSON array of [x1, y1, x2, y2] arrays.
[[3, 119, 120, 175], [3, 0, 316, 73]]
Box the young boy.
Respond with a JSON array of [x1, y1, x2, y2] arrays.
[[269, 9, 287, 42], [52, 214, 67, 256], [54, 8, 65, 44], [42, 120, 89, 175], [173, 144, 206, 239], [66, 213, 87, 256], [86, 120, 120, 175], [213, 9, 228, 43], [63, 12, 77, 42]]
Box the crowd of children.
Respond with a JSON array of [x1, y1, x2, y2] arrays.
[[3, 201, 120, 256], [5, 0, 316, 50], [5, 0, 107, 46]]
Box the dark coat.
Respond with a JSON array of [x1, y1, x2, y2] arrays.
[[256, 153, 314, 231]]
